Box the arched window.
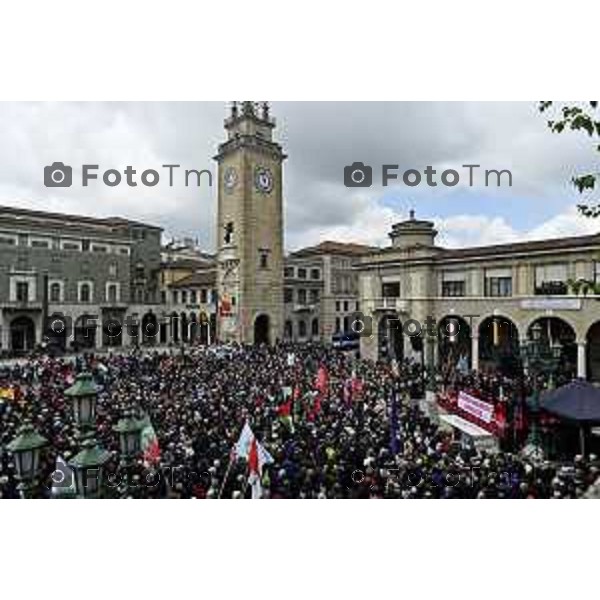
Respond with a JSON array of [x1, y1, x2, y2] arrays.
[[50, 282, 61, 303], [284, 320, 293, 339], [298, 320, 307, 338], [135, 262, 145, 280], [311, 318, 319, 337], [80, 283, 91, 303], [107, 284, 118, 303]]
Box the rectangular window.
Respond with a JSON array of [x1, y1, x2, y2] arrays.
[[297, 268, 307, 279], [343, 300, 349, 311], [382, 282, 400, 298], [61, 240, 82, 251], [161, 290, 167, 304], [181, 291, 188, 304], [190, 291, 197, 304], [16, 282, 29, 302], [30, 238, 50, 249], [485, 277, 512, 297], [92, 244, 109, 253], [336, 301, 341, 312], [284, 267, 294, 278], [298, 289, 307, 305], [259, 253, 268, 269], [309, 289, 320, 304], [200, 289, 207, 304], [0, 235, 16, 245], [535, 263, 568, 295], [119, 247, 130, 256], [284, 288, 293, 303], [172, 290, 179, 304], [442, 281, 466, 297], [310, 268, 320, 280]]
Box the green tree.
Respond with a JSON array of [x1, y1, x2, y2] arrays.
[[539, 101, 600, 216]]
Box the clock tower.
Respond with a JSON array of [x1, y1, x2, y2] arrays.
[[214, 101, 286, 344]]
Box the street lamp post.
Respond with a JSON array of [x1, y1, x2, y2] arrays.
[[7, 421, 48, 498], [426, 336, 436, 394], [69, 438, 111, 499], [113, 411, 144, 497], [114, 411, 144, 459], [519, 322, 562, 457], [65, 372, 98, 432]]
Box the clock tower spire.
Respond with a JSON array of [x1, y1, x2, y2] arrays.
[[214, 101, 286, 344]]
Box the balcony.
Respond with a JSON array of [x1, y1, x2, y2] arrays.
[[293, 303, 317, 313], [372, 297, 409, 313], [534, 281, 568, 296], [1, 300, 43, 311]]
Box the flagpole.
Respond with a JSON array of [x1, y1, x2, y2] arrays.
[[218, 455, 234, 499]]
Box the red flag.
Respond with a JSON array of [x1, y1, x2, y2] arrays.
[[145, 438, 161, 466], [313, 392, 322, 416], [277, 399, 292, 417], [248, 437, 259, 477], [494, 402, 507, 436], [315, 366, 328, 394], [351, 376, 363, 397]]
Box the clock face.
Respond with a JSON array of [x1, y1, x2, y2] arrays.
[[223, 167, 238, 192], [254, 166, 274, 193]]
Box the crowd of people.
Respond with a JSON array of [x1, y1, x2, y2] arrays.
[[0, 342, 598, 499]]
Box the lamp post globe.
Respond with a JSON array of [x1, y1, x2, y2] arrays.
[[7, 421, 48, 494], [65, 372, 98, 430], [531, 322, 543, 344], [114, 412, 144, 459], [69, 438, 111, 499]]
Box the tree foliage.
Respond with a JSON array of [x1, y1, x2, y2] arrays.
[[539, 101, 600, 217]]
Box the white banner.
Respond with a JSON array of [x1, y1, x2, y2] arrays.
[[457, 391, 494, 424]]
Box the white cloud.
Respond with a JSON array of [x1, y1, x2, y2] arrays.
[[0, 101, 597, 252]]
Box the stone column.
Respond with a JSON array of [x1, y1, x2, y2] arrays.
[[471, 335, 479, 372], [577, 341, 587, 380], [0, 311, 7, 351], [35, 313, 43, 344]]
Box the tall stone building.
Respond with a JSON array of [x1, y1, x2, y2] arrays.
[[213, 101, 286, 344], [0, 205, 162, 354]]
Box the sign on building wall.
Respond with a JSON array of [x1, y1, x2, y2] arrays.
[[520, 298, 582, 311]]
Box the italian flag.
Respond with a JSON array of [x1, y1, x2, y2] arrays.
[[140, 414, 161, 467]]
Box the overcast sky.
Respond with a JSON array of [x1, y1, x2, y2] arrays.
[[0, 101, 597, 252]]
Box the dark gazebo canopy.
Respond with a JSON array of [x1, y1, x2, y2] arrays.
[[540, 380, 600, 423]]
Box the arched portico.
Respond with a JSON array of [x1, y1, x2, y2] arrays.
[[478, 315, 520, 375], [254, 314, 270, 345]]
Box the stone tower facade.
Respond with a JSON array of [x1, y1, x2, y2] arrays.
[[214, 101, 286, 344]]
